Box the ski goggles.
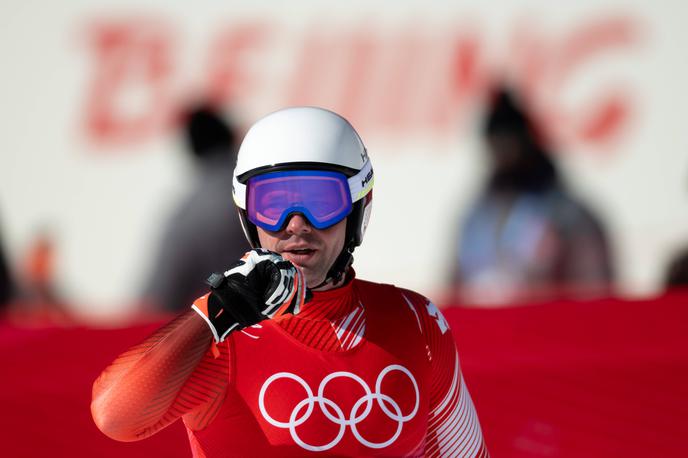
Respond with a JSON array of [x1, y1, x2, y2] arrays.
[[247, 170, 354, 231]]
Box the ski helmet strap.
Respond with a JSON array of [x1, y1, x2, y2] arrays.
[[311, 242, 355, 290]]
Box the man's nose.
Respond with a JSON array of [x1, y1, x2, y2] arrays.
[[285, 213, 312, 235]]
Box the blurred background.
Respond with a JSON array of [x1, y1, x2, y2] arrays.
[[1, 1, 687, 457], [3, 0, 688, 319]]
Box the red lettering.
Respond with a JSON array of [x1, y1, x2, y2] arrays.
[[558, 17, 638, 147], [205, 23, 270, 107], [83, 18, 175, 147], [375, 28, 423, 132], [431, 28, 488, 134], [336, 26, 376, 129], [78, 14, 642, 154], [513, 16, 639, 150]]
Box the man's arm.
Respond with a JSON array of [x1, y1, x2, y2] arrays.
[[91, 249, 309, 442], [400, 290, 489, 458], [91, 310, 224, 441]]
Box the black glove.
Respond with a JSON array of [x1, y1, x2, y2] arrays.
[[191, 249, 310, 342]]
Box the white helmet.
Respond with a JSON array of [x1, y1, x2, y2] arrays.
[[232, 107, 374, 283]]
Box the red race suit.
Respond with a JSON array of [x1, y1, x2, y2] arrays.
[[92, 275, 489, 457]]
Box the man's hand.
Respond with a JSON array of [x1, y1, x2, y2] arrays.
[[191, 249, 310, 342]]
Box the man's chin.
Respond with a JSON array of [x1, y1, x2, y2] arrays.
[[279, 254, 327, 287], [304, 272, 327, 289]]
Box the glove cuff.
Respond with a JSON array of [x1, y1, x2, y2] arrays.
[[191, 293, 240, 343]]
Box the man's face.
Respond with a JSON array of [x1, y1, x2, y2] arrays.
[[257, 215, 346, 289]]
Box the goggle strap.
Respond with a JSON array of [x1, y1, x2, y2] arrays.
[[348, 160, 374, 202], [233, 175, 246, 209]]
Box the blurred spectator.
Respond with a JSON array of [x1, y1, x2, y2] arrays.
[[142, 104, 249, 312], [451, 87, 614, 305], [23, 230, 59, 304], [0, 224, 14, 307], [664, 246, 688, 288], [7, 228, 73, 324]]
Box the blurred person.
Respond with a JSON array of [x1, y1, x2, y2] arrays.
[[0, 224, 14, 307], [23, 231, 58, 304], [5, 229, 74, 325], [661, 174, 688, 289], [452, 87, 614, 305], [664, 246, 688, 288], [92, 107, 489, 457], [142, 104, 249, 312]]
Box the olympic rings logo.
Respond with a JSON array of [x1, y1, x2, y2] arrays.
[[258, 365, 419, 452]]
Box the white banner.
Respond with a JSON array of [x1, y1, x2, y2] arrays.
[[1, 0, 686, 317]]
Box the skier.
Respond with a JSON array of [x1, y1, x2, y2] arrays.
[[92, 107, 488, 457]]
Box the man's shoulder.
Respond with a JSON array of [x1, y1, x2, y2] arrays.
[[352, 278, 429, 304], [353, 278, 451, 337]]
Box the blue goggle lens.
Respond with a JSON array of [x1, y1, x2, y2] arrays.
[[247, 170, 353, 231]]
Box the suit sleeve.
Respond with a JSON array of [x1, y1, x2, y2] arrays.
[[399, 289, 489, 458], [91, 310, 229, 441]]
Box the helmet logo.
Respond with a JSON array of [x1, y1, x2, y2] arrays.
[[361, 169, 374, 189], [360, 148, 369, 163]]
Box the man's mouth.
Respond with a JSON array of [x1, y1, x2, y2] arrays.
[[284, 248, 315, 256], [285, 248, 315, 255], [282, 247, 317, 264]]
